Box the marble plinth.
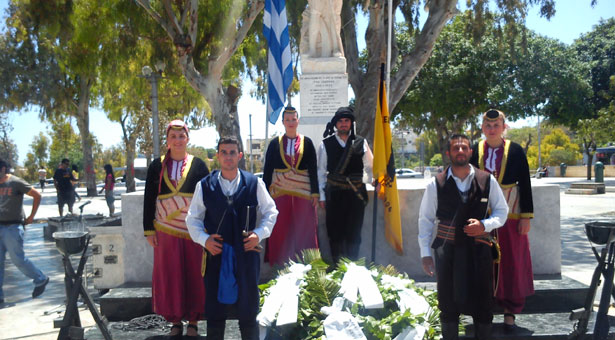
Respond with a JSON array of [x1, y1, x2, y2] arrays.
[[119, 183, 561, 283], [121, 192, 153, 283]]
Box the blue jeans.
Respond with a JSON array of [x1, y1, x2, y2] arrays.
[[0, 224, 47, 299]]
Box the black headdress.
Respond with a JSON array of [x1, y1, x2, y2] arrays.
[[323, 106, 356, 138]]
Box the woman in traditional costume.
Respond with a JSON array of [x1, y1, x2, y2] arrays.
[[263, 107, 319, 266], [143, 120, 210, 337], [470, 109, 534, 332]]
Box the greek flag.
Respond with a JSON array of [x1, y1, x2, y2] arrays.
[[264, 0, 293, 124]]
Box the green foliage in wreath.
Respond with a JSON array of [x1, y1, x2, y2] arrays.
[[258, 249, 440, 340]]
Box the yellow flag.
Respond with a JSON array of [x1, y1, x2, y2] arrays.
[[373, 64, 403, 255]]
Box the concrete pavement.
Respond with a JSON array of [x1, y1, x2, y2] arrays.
[[0, 178, 614, 339]]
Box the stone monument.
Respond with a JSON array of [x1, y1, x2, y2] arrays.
[[299, 0, 348, 144]]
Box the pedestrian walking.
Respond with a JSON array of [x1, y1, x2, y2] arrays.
[[0, 159, 49, 304]]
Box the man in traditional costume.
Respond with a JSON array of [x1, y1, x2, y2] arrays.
[[317, 106, 373, 264], [143, 120, 210, 337], [419, 134, 508, 340], [186, 136, 278, 340], [263, 107, 319, 266], [470, 109, 535, 332]]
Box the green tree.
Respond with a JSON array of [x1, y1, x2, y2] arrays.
[[394, 13, 508, 162], [573, 18, 615, 114], [47, 122, 85, 173], [334, 0, 560, 142], [500, 33, 593, 127], [97, 1, 210, 192], [526, 128, 581, 169], [1, 1, 118, 196], [395, 12, 590, 162], [574, 110, 615, 179], [21, 132, 50, 182], [135, 0, 266, 165], [0, 113, 18, 167], [429, 154, 443, 167], [29, 132, 50, 168]]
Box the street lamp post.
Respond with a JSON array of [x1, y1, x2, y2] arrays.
[[140, 64, 164, 159], [249, 113, 254, 173]]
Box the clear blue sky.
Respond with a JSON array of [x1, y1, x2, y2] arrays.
[[2, 0, 614, 165]]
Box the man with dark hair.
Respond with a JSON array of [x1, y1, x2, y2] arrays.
[[53, 158, 76, 216], [263, 106, 319, 266], [317, 106, 373, 264], [186, 136, 278, 340], [0, 159, 49, 304], [418, 134, 508, 340]]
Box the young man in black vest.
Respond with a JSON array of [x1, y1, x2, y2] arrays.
[[186, 136, 278, 340], [317, 106, 373, 264], [418, 134, 508, 340]]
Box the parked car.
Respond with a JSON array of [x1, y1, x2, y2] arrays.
[[395, 168, 422, 178]]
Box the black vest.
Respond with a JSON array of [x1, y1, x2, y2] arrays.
[[433, 166, 491, 245], [324, 135, 365, 178]]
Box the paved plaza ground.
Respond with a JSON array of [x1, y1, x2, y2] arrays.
[[0, 177, 614, 339]]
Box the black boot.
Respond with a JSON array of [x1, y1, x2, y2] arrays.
[[206, 325, 225, 340], [474, 323, 492, 340], [239, 323, 259, 340], [441, 322, 459, 340]]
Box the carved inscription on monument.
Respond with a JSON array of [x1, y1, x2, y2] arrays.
[[300, 73, 348, 118]]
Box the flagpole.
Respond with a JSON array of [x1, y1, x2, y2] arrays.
[[265, 97, 269, 144], [371, 184, 378, 263], [386, 0, 392, 108]]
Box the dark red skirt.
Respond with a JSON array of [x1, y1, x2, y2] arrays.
[[265, 195, 318, 266], [152, 231, 205, 322], [495, 218, 534, 313]]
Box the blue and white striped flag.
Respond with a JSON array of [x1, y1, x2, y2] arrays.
[[263, 0, 293, 124]]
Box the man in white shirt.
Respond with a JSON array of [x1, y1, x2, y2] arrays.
[[317, 107, 373, 264], [186, 136, 278, 340], [418, 134, 508, 340]]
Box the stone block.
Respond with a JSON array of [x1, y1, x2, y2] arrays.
[[121, 192, 153, 283], [99, 287, 152, 321]]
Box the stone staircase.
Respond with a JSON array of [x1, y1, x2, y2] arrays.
[[566, 182, 606, 195]]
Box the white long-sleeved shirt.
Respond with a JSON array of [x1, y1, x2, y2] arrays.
[[417, 165, 508, 258], [186, 170, 278, 247], [316, 135, 374, 200]]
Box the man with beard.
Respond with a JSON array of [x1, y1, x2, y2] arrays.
[[317, 106, 373, 264], [418, 134, 508, 340]]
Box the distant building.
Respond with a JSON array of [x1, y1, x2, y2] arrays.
[[393, 129, 418, 154], [244, 138, 265, 159]]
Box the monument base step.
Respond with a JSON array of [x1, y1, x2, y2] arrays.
[[462, 312, 615, 340], [100, 277, 588, 322], [417, 276, 588, 314], [566, 188, 602, 195], [568, 182, 606, 194], [606, 186, 615, 193]]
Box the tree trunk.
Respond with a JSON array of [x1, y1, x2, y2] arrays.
[[343, 0, 458, 144], [178, 60, 246, 168], [75, 75, 97, 196], [135, 0, 263, 171], [120, 114, 140, 193], [586, 150, 593, 180], [125, 142, 136, 193]]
